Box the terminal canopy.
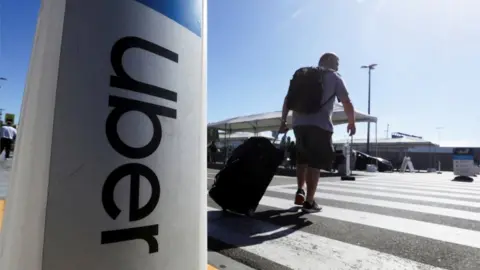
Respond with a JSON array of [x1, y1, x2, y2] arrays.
[[208, 103, 377, 133]]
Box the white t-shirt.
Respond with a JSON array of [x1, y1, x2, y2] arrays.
[[1, 126, 17, 140]]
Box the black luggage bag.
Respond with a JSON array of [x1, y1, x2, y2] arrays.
[[208, 135, 286, 216]]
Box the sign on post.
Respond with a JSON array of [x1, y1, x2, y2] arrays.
[[0, 0, 207, 269], [453, 148, 474, 177]]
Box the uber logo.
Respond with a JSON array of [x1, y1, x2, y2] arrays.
[[100, 36, 178, 254]]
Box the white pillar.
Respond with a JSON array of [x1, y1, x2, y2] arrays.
[[0, 0, 207, 269]]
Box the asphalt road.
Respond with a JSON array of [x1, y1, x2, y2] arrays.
[[207, 169, 480, 270], [2, 163, 480, 269]]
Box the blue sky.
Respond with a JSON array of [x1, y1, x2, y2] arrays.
[[1, 0, 480, 146]]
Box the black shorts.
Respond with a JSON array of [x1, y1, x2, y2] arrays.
[[293, 125, 334, 170]]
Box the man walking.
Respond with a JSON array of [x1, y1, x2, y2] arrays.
[[279, 52, 356, 213], [208, 140, 218, 164], [1, 120, 17, 159]]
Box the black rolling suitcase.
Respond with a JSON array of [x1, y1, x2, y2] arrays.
[[208, 134, 286, 216]]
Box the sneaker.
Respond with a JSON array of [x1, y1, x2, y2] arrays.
[[302, 200, 322, 213], [294, 189, 305, 206]]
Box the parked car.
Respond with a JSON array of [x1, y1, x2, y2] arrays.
[[354, 150, 393, 172]]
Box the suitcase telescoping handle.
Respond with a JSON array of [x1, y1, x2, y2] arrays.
[[273, 128, 289, 145]]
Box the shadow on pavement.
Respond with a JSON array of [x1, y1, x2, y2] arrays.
[[208, 207, 312, 250]]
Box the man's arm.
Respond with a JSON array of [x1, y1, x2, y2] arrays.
[[335, 75, 355, 125], [341, 97, 355, 125], [281, 96, 289, 123]]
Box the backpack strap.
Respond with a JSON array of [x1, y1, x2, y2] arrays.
[[318, 94, 335, 110], [318, 68, 335, 110]]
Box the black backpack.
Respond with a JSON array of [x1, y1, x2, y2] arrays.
[[286, 67, 333, 114]]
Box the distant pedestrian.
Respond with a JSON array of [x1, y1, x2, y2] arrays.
[[279, 52, 356, 213], [208, 141, 218, 164], [1, 120, 17, 159]]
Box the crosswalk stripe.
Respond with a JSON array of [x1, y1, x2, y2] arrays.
[[210, 174, 480, 195], [268, 186, 480, 222], [208, 207, 446, 270], [338, 180, 480, 196], [269, 184, 480, 208], [359, 177, 480, 190], [361, 179, 480, 191], [255, 192, 480, 249], [318, 182, 480, 200]]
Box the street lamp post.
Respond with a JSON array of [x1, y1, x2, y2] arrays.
[[361, 64, 377, 155]]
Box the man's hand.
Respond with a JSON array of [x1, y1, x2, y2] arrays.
[[347, 122, 356, 136]]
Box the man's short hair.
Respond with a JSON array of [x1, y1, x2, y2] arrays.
[[318, 52, 338, 66]]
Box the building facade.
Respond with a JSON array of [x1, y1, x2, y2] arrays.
[[333, 137, 480, 171]]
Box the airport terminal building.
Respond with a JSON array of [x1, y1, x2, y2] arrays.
[[333, 133, 480, 171]]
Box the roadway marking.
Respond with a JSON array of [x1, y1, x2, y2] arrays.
[[258, 193, 480, 249], [267, 186, 480, 221], [208, 206, 446, 270], [269, 184, 480, 208], [207, 264, 218, 270]]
